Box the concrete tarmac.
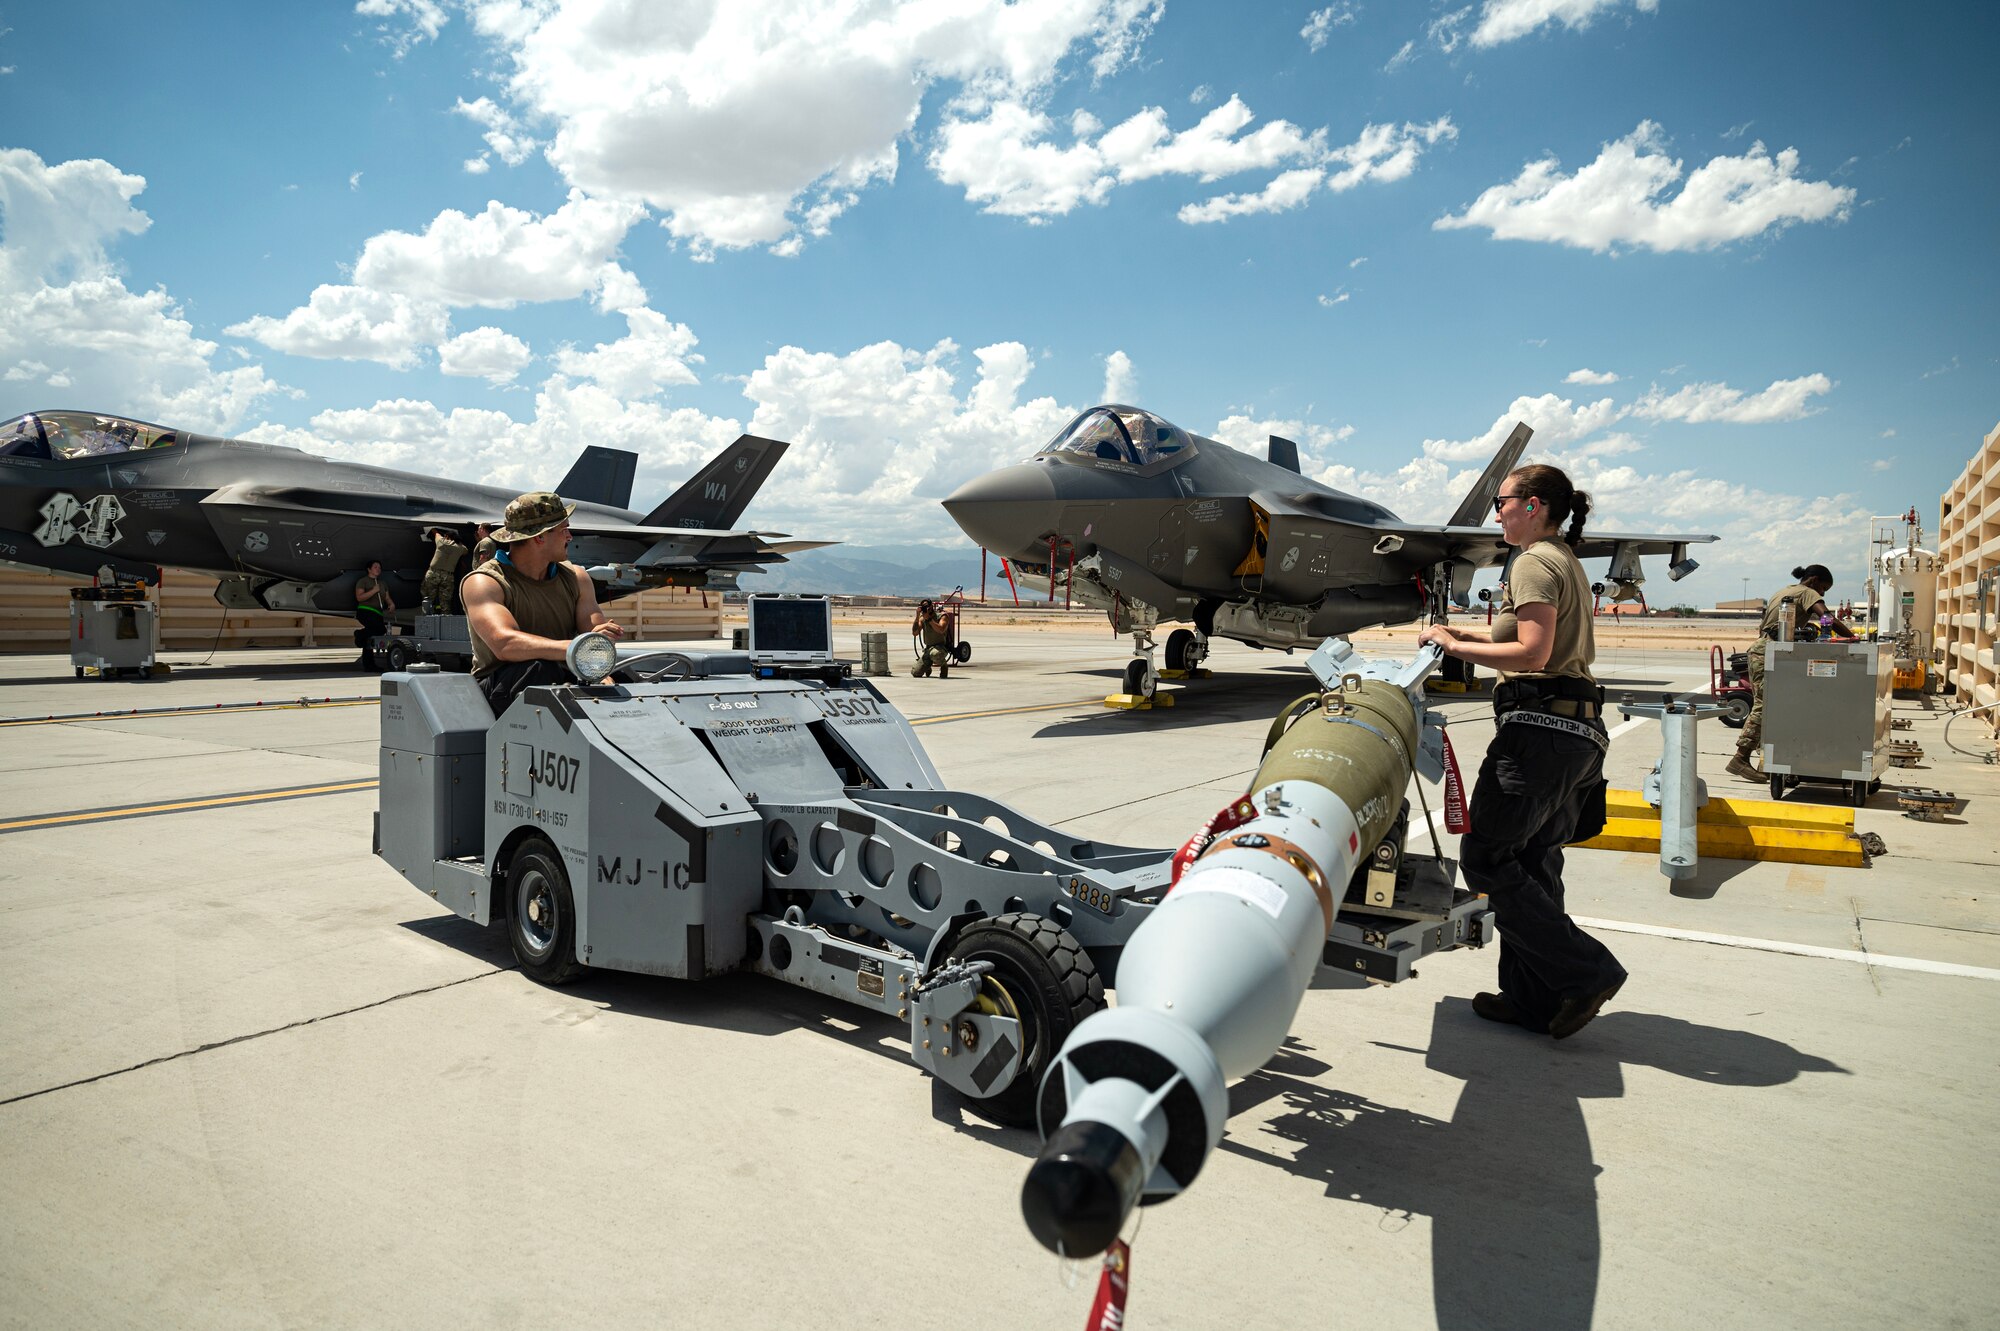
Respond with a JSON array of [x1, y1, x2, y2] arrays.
[[1, 628, 1996, 1329]]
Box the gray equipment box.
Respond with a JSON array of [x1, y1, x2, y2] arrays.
[[69, 588, 158, 677], [1763, 637, 1893, 805], [374, 614, 474, 672]]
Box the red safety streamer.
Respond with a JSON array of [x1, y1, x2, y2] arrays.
[[1170, 796, 1258, 886], [1441, 728, 1469, 834], [999, 557, 1022, 607], [1084, 1239, 1130, 1331]]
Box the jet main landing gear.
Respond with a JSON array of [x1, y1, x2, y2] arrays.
[[1163, 627, 1211, 678]]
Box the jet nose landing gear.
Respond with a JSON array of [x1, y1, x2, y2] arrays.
[[1106, 627, 1174, 710]]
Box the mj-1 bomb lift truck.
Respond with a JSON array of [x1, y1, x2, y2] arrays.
[[374, 595, 1492, 1126]]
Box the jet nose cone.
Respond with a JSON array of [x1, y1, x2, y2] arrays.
[[942, 462, 1058, 557]]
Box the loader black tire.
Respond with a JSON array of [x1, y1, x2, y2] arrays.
[[946, 912, 1105, 1129], [507, 835, 585, 986]]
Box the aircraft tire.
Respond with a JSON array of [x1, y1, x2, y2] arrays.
[[1122, 658, 1148, 696], [946, 912, 1105, 1129], [507, 836, 585, 986], [1166, 628, 1198, 673]]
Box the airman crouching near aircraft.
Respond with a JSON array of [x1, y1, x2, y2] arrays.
[[462, 491, 624, 716], [420, 527, 469, 616], [911, 599, 950, 678]]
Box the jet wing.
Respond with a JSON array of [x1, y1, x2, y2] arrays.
[[1246, 490, 1716, 604]]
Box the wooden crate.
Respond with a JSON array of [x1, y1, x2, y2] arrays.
[[0, 567, 723, 653]]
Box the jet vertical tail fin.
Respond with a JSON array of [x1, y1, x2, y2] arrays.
[[640, 434, 789, 530], [1444, 422, 1533, 530], [1268, 435, 1301, 474], [557, 446, 640, 510]]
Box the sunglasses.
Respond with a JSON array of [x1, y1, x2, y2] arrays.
[[1492, 493, 1530, 514]]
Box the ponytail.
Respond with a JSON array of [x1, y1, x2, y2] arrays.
[[1565, 489, 1591, 550]]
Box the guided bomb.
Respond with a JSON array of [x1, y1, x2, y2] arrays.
[[1020, 643, 1476, 1258]]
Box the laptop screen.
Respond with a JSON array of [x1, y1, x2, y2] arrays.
[[747, 595, 833, 664]]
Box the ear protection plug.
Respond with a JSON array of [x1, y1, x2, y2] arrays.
[[1525, 500, 1537, 514]]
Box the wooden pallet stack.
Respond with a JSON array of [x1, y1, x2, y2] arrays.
[[1937, 422, 1999, 736]]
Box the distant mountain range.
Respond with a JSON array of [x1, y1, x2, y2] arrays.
[[742, 542, 1054, 600]]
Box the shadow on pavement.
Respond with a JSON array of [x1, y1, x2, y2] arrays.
[[1666, 855, 1761, 900], [398, 912, 1040, 1152], [1033, 671, 1325, 737], [1222, 1000, 1846, 1331]]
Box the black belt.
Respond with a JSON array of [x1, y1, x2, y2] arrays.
[[1494, 677, 1603, 720]]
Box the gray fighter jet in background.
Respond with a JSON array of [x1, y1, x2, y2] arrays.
[[0, 409, 828, 621], [943, 404, 1713, 696]]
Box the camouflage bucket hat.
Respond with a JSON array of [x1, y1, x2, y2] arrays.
[[492, 491, 576, 543]]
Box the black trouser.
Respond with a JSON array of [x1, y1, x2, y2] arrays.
[[475, 658, 571, 717], [353, 609, 385, 651], [1460, 713, 1624, 1032]]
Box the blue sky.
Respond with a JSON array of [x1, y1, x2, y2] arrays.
[[2, 1, 1994, 599]]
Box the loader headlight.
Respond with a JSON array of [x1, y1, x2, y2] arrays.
[[567, 632, 620, 683]]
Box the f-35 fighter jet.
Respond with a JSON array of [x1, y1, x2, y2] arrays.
[[0, 409, 828, 621], [943, 404, 1713, 697]]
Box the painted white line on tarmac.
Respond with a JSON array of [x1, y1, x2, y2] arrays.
[[1572, 915, 2000, 982]]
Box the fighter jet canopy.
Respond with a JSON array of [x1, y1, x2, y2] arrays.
[[1037, 406, 1193, 467], [0, 411, 180, 461]]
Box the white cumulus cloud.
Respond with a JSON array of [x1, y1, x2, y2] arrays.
[[355, 0, 449, 57], [1422, 392, 1624, 461], [351, 190, 645, 308], [226, 285, 448, 370], [1102, 349, 1135, 403], [454, 96, 540, 172], [1470, 0, 1659, 48], [1627, 373, 1833, 423], [437, 326, 534, 384], [1565, 367, 1619, 385], [937, 93, 1454, 224], [1211, 414, 1354, 463], [460, 0, 1163, 257], [1434, 121, 1854, 253], [1301, 4, 1358, 52], [552, 307, 701, 399], [0, 149, 287, 431]]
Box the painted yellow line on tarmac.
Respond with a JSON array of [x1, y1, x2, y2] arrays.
[[910, 697, 1101, 726], [5, 696, 1096, 832], [0, 698, 381, 728], [0, 780, 379, 834]]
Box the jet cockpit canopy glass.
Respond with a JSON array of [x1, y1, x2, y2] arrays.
[[1037, 406, 1191, 467], [0, 411, 178, 461]]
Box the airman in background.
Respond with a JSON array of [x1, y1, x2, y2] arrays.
[[420, 527, 469, 615], [353, 558, 393, 670], [1726, 563, 1851, 781], [472, 522, 498, 567], [911, 599, 950, 678]]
